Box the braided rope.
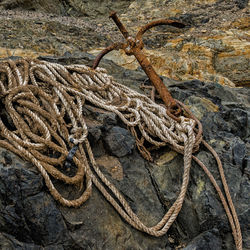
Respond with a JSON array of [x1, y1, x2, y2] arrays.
[[0, 59, 242, 249]]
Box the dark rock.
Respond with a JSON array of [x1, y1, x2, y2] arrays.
[[183, 230, 222, 250], [222, 109, 249, 139], [169, 80, 238, 106], [103, 126, 135, 157], [38, 53, 96, 68], [232, 138, 246, 167], [60, 151, 167, 250], [101, 113, 118, 130], [1, 150, 12, 165], [83, 104, 118, 128], [244, 156, 250, 178], [0, 150, 43, 202], [215, 54, 250, 86], [0, 148, 73, 248], [0, 232, 68, 249], [201, 108, 249, 141], [0, 232, 42, 250], [23, 192, 69, 246], [177, 199, 200, 238], [88, 125, 102, 143], [235, 0, 249, 9]]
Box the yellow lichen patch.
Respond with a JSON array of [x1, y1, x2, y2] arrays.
[[231, 17, 250, 30], [219, 141, 226, 147], [167, 38, 184, 48], [195, 179, 205, 199], [220, 36, 250, 54], [218, 47, 250, 58], [185, 97, 219, 120], [145, 47, 216, 82], [0, 47, 50, 59], [156, 151, 178, 167], [200, 98, 219, 112], [165, 7, 182, 16], [196, 0, 217, 3], [181, 43, 213, 57], [208, 139, 226, 150]]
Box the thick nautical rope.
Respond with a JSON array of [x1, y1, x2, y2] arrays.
[[0, 59, 242, 249]]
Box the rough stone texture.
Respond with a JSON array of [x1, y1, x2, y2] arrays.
[[0, 54, 249, 249], [182, 229, 223, 250], [103, 126, 135, 157], [0, 148, 74, 249], [0, 0, 67, 15], [0, 0, 249, 86]]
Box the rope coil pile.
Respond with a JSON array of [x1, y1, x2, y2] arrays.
[[0, 59, 242, 249]]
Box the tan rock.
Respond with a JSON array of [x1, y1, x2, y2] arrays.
[[184, 97, 219, 120], [0, 47, 50, 59], [89, 26, 249, 87], [96, 155, 124, 181]]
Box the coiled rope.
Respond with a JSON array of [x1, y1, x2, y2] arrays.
[[0, 59, 242, 249]]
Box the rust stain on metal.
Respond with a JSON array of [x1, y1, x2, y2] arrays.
[[109, 11, 130, 39], [93, 12, 186, 119], [92, 42, 125, 69]]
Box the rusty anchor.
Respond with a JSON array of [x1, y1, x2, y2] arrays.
[[92, 12, 185, 120]]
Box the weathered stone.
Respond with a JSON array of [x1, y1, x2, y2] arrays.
[[0, 0, 81, 16], [184, 96, 219, 120], [86, 0, 249, 87], [0, 149, 43, 203], [23, 192, 69, 246], [0, 3, 249, 250], [95, 155, 124, 181], [240, 206, 250, 249], [0, 232, 42, 250], [232, 138, 246, 167], [0, 148, 72, 248], [244, 156, 250, 178], [235, 0, 249, 9], [155, 150, 178, 167], [183, 230, 222, 250], [103, 126, 135, 157]]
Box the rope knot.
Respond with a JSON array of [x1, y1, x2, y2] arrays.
[[180, 116, 195, 129], [69, 127, 88, 145], [175, 116, 195, 135]]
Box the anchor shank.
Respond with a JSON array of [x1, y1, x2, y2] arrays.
[[109, 11, 130, 39], [132, 49, 177, 109]]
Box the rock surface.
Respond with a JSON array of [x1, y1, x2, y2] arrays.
[[0, 0, 249, 86], [0, 54, 249, 249]]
